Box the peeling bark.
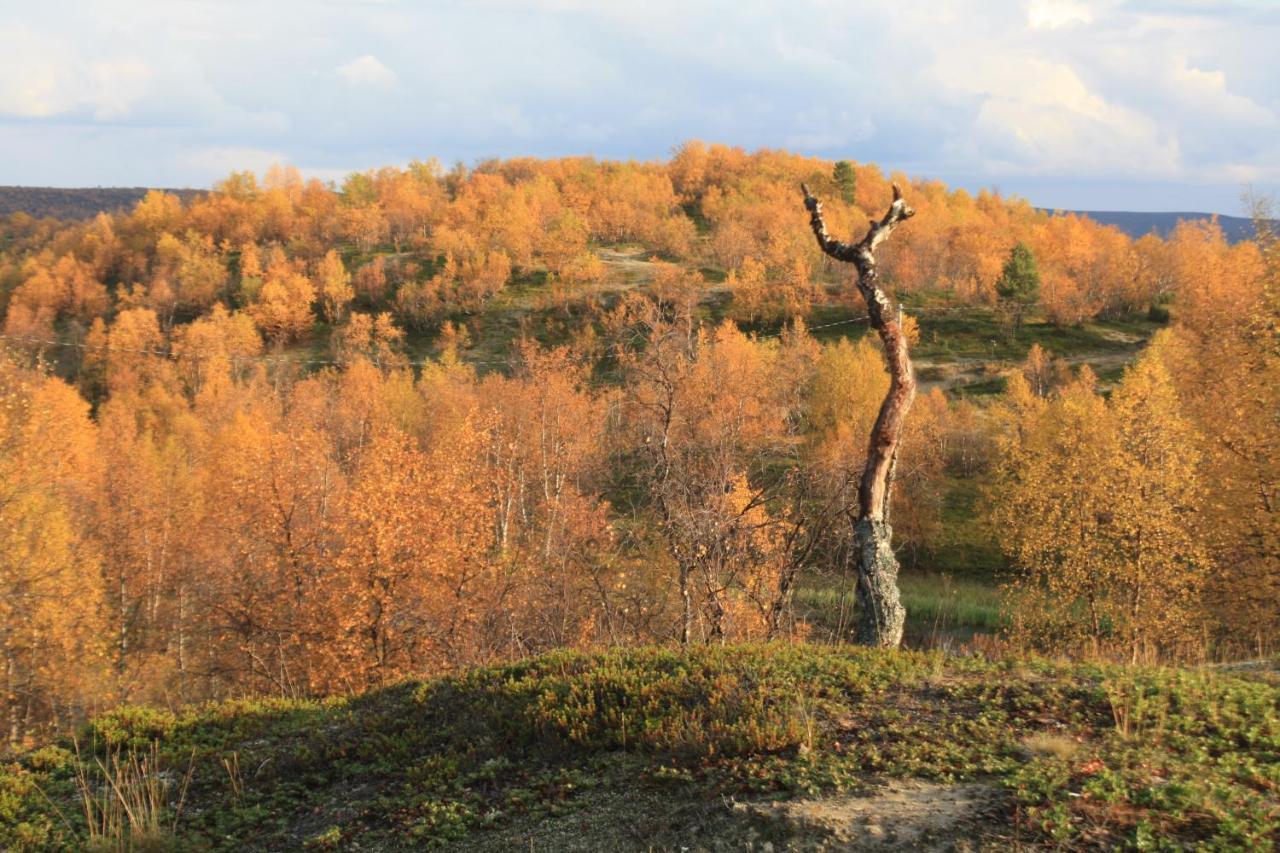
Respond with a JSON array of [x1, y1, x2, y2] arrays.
[[802, 183, 916, 647]]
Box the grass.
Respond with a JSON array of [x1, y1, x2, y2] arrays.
[[3, 644, 1276, 850], [931, 473, 1009, 577], [795, 573, 1006, 647], [898, 574, 1004, 631], [70, 740, 193, 852], [905, 295, 1160, 365], [250, 246, 1162, 407]]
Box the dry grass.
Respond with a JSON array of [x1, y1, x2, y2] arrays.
[[73, 740, 193, 852], [1021, 733, 1080, 761]]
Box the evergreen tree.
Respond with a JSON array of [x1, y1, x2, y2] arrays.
[[995, 242, 1040, 329], [832, 160, 856, 205]]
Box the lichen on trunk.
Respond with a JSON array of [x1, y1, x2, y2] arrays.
[[854, 519, 906, 647]]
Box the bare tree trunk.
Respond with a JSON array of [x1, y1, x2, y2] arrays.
[[5, 647, 19, 746], [802, 183, 916, 647], [678, 558, 693, 645]]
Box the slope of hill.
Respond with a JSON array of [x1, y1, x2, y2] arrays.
[[0, 186, 205, 220], [4, 645, 1276, 851], [1041, 209, 1271, 243]]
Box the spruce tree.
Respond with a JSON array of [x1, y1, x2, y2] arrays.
[[833, 160, 856, 205], [996, 242, 1040, 329]]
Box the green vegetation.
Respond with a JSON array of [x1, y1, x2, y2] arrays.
[[995, 242, 1041, 329], [931, 475, 1008, 577], [3, 645, 1276, 850], [908, 304, 1157, 365], [796, 574, 1005, 642], [832, 160, 857, 205], [353, 253, 1160, 383]]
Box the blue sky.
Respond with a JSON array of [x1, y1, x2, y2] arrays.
[[1, 0, 1277, 213]]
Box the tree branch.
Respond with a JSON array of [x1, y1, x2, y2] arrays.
[[801, 182, 915, 272]]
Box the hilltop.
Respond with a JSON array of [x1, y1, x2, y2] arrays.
[[1, 185, 1269, 247], [3, 644, 1277, 851]]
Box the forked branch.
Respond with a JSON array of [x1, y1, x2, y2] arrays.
[[801, 182, 915, 270]]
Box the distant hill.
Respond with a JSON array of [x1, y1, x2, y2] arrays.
[[1044, 209, 1271, 244], [0, 186, 205, 221]]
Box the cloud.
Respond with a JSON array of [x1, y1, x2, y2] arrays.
[[0, 0, 1276, 211], [932, 50, 1180, 178], [177, 146, 291, 180], [0, 25, 153, 119], [1028, 0, 1095, 29], [335, 55, 397, 88]]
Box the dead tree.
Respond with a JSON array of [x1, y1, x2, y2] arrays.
[[801, 182, 916, 647]]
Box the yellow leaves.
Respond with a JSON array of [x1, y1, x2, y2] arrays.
[[808, 336, 888, 459], [1155, 242, 1280, 642], [1, 254, 109, 341], [316, 250, 353, 324], [990, 348, 1207, 658], [557, 251, 606, 288], [171, 304, 263, 400], [324, 419, 493, 685], [249, 264, 316, 343], [726, 256, 770, 323], [395, 251, 510, 330], [130, 190, 184, 238], [900, 314, 921, 346], [153, 231, 228, 312], [0, 355, 105, 737], [649, 261, 703, 320]]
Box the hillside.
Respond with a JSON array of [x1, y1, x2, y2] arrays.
[[0, 186, 205, 220], [3, 645, 1277, 851], [1, 151, 1275, 853]]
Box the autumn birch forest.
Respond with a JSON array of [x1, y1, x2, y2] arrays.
[[2, 144, 1277, 745]]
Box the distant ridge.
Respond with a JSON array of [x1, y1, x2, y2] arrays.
[[1039, 209, 1269, 244], [0, 186, 205, 221]]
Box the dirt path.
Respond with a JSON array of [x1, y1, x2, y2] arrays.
[[736, 779, 1008, 851], [598, 246, 733, 297], [597, 247, 658, 285], [916, 349, 1141, 394]]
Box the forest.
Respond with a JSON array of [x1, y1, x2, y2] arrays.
[[1, 143, 1277, 753]]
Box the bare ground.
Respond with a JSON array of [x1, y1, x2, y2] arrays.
[[734, 779, 1008, 851], [467, 777, 1012, 852]]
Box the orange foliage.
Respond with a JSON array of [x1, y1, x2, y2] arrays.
[[4, 147, 1272, 742]]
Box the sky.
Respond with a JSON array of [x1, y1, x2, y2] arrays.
[[0, 0, 1277, 213]]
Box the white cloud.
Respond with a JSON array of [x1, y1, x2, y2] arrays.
[[933, 49, 1180, 177], [335, 55, 397, 88], [0, 25, 152, 119], [0, 0, 1276, 210], [178, 146, 290, 180], [86, 60, 153, 120], [1028, 0, 1094, 29], [1167, 58, 1275, 129]]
